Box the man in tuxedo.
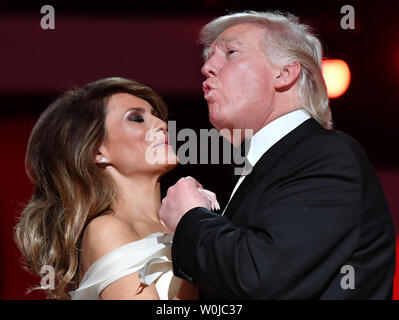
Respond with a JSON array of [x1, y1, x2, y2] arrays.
[[159, 11, 396, 299]]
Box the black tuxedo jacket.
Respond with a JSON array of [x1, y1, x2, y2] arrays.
[[172, 118, 396, 299]]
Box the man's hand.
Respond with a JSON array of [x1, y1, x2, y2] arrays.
[[159, 177, 217, 233]]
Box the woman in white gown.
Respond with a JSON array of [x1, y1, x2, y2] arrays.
[[14, 77, 218, 300]]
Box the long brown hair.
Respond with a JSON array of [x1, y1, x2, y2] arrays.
[[14, 77, 168, 299]]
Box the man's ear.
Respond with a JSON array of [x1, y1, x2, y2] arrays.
[[274, 62, 301, 91]]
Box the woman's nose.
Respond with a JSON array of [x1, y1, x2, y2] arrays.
[[155, 119, 167, 133]]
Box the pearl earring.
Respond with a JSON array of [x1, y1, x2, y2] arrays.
[[100, 157, 107, 163]]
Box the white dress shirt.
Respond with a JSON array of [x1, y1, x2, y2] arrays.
[[222, 109, 311, 215]]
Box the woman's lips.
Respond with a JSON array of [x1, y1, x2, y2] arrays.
[[153, 138, 170, 148]]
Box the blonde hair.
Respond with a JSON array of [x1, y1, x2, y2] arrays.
[[200, 11, 332, 129], [14, 77, 168, 299]]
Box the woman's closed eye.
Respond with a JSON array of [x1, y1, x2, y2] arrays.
[[128, 113, 144, 122]]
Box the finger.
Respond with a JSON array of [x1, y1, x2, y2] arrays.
[[197, 188, 211, 201], [184, 176, 204, 189], [205, 190, 220, 211], [215, 199, 220, 211], [198, 189, 220, 211], [196, 188, 213, 210], [200, 189, 216, 203]]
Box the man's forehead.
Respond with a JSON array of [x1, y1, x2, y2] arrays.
[[215, 34, 242, 44], [212, 23, 264, 45], [203, 23, 264, 61]]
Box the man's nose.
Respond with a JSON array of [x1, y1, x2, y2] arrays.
[[201, 59, 218, 78]]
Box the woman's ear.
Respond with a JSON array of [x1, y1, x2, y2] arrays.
[[94, 145, 110, 165], [274, 62, 301, 91]]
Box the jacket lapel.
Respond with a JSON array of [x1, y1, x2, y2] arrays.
[[224, 118, 324, 219]]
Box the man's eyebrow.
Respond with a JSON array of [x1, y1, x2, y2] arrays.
[[203, 38, 244, 61], [215, 37, 244, 46]]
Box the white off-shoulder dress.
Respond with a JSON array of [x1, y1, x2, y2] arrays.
[[69, 232, 181, 300]]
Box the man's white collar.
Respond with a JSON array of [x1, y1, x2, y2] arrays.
[[222, 109, 311, 215], [246, 109, 311, 168]]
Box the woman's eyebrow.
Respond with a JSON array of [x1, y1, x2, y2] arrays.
[[123, 107, 147, 118], [125, 107, 146, 114]]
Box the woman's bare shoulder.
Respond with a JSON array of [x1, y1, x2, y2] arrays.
[[78, 215, 161, 299], [79, 215, 140, 272]]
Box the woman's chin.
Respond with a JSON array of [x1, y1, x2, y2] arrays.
[[154, 160, 178, 179], [155, 153, 179, 173]]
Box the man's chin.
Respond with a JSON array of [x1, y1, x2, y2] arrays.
[[209, 111, 229, 132], [208, 107, 222, 128]]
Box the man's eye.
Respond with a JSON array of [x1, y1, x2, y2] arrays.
[[227, 49, 236, 56], [129, 114, 144, 122]]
